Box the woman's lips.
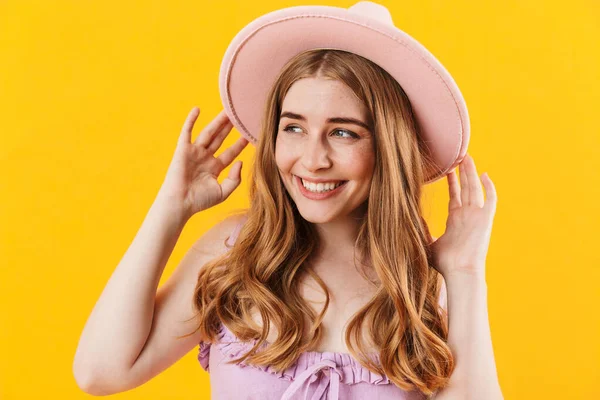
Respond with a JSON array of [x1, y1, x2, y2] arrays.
[[294, 175, 348, 200]]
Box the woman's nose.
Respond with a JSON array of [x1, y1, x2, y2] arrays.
[[300, 136, 332, 171]]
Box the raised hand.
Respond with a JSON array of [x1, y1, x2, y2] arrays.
[[429, 154, 498, 278], [158, 107, 249, 221]]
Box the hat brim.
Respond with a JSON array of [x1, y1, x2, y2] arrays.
[[219, 5, 470, 184]]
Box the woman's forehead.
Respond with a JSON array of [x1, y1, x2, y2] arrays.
[[280, 79, 368, 123]]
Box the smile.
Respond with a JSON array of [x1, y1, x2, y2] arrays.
[[294, 175, 348, 200]]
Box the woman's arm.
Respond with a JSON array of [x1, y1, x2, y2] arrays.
[[73, 187, 245, 395], [73, 107, 247, 394], [72, 192, 188, 390], [433, 270, 504, 400]]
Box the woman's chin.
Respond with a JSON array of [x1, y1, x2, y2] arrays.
[[296, 205, 341, 224]]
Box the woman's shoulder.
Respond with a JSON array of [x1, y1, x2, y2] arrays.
[[190, 211, 248, 256]]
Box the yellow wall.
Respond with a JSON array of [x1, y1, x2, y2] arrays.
[[1, 0, 598, 398]]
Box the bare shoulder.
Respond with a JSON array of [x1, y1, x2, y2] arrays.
[[189, 211, 248, 257]]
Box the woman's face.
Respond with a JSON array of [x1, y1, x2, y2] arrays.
[[275, 77, 375, 223]]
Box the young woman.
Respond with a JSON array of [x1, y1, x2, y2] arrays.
[[74, 2, 502, 399]]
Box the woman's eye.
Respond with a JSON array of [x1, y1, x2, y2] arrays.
[[283, 125, 302, 133], [332, 129, 355, 138], [282, 126, 356, 138]]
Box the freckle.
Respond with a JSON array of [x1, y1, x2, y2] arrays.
[[355, 145, 375, 156]]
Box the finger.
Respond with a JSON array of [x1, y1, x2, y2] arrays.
[[447, 169, 462, 210], [180, 107, 200, 145], [194, 109, 231, 148], [482, 172, 497, 216], [459, 156, 469, 206], [467, 155, 485, 208], [219, 161, 243, 201], [206, 119, 234, 154], [217, 136, 249, 167]]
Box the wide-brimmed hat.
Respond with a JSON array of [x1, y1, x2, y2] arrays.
[[218, 1, 470, 184]]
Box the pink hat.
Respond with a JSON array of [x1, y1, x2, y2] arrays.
[[219, 1, 470, 184]]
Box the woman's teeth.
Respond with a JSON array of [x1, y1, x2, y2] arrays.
[[300, 178, 345, 193]]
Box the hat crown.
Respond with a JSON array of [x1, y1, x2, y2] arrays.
[[348, 1, 394, 25]]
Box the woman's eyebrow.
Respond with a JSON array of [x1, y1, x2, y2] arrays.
[[280, 111, 370, 131]]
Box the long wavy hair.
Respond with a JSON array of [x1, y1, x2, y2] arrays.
[[187, 49, 454, 396]]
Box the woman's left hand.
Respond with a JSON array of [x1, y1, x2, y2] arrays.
[[430, 153, 498, 279]]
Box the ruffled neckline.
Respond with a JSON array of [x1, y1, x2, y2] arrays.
[[206, 322, 391, 385]]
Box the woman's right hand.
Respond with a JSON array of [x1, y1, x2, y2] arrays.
[[158, 107, 249, 221]]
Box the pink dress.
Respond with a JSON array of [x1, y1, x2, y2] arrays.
[[197, 218, 447, 400]]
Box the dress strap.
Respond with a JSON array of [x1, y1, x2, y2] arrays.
[[438, 277, 448, 311], [225, 214, 247, 247]]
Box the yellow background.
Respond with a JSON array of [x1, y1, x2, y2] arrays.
[[1, 0, 598, 398]]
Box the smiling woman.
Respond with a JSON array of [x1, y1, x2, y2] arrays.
[[73, 2, 503, 400], [191, 47, 453, 398]]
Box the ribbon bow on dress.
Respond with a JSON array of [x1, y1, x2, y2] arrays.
[[280, 359, 342, 400]]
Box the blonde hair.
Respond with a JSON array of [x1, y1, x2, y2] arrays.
[[188, 49, 453, 396]]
